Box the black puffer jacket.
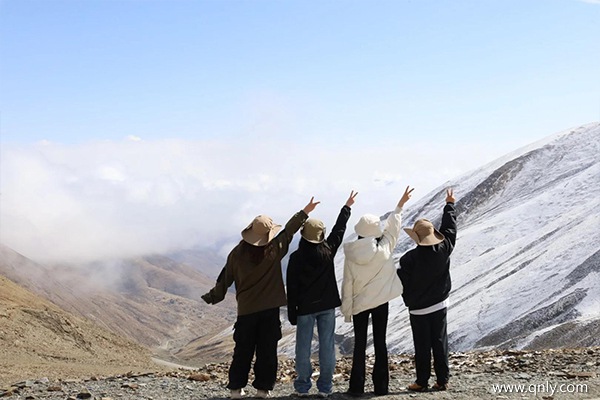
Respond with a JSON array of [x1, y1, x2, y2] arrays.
[[398, 202, 457, 311], [286, 206, 351, 325]]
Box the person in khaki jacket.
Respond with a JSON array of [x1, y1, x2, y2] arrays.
[[341, 186, 413, 396], [202, 197, 320, 399]]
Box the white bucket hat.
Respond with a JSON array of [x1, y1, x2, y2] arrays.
[[354, 214, 383, 238]]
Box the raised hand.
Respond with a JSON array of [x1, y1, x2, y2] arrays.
[[303, 196, 321, 214], [345, 190, 358, 207], [398, 186, 415, 208], [446, 188, 455, 203]]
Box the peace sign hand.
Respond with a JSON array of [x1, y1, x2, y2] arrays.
[[446, 188, 456, 203], [345, 190, 358, 207], [303, 196, 321, 214], [397, 186, 415, 208]]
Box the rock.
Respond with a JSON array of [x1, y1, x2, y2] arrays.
[[187, 373, 210, 382], [47, 386, 62, 392], [76, 390, 92, 399], [121, 382, 139, 389], [566, 371, 597, 379], [0, 388, 18, 397], [514, 372, 532, 379]]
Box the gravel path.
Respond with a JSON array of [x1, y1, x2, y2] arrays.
[[2, 349, 599, 400]]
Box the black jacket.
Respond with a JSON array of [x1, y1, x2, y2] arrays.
[[398, 202, 457, 311], [286, 205, 351, 325]]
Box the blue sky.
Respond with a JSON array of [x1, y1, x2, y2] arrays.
[[2, 0, 598, 144], [0, 0, 599, 262]]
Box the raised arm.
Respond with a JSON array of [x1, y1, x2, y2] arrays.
[[379, 186, 414, 255], [326, 191, 357, 255], [270, 197, 320, 259], [440, 188, 457, 249]]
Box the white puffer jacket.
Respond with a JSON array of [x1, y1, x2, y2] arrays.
[[341, 207, 404, 322]]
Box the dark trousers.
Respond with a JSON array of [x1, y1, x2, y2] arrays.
[[409, 308, 449, 387], [228, 307, 282, 390], [349, 302, 389, 395]]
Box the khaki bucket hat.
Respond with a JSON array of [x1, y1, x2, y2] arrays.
[[241, 215, 282, 246], [301, 218, 326, 243], [403, 219, 445, 246]]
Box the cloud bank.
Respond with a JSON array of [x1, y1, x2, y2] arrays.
[[1, 136, 515, 264]]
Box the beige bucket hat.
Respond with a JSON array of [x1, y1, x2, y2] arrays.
[[241, 215, 282, 246], [354, 214, 383, 238], [301, 218, 326, 243], [403, 219, 445, 246]]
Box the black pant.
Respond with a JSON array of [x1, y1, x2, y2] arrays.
[[228, 307, 282, 390], [349, 302, 389, 395], [409, 308, 449, 387]]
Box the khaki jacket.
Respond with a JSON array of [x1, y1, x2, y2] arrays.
[[203, 210, 308, 316]]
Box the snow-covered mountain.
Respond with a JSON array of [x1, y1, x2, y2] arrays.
[[279, 122, 600, 355]]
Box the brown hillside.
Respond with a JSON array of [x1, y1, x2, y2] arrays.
[[0, 245, 236, 364], [0, 274, 156, 387]]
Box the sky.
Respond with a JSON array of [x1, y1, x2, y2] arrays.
[[0, 0, 599, 263]]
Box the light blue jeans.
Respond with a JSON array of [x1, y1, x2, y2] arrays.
[[294, 308, 336, 394]]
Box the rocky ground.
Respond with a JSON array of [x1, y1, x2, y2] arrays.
[[1, 348, 599, 400]]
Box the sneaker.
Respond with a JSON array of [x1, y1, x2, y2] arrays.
[[294, 392, 309, 397], [317, 391, 330, 398], [407, 383, 428, 392], [230, 388, 246, 399], [256, 389, 271, 398], [432, 382, 449, 391]]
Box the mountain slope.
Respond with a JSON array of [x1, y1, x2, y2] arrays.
[[346, 122, 600, 353], [0, 245, 236, 364], [0, 274, 154, 386]]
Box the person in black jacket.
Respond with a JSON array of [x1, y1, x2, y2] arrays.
[[397, 188, 457, 392], [286, 191, 357, 397]]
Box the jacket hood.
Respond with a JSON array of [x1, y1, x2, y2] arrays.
[[343, 238, 379, 265]]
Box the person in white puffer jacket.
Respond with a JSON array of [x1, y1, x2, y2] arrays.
[[341, 186, 413, 397]]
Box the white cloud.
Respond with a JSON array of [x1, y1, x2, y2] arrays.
[[0, 137, 519, 264]]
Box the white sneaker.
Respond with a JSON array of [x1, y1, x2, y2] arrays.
[[256, 389, 271, 398], [230, 388, 246, 399], [317, 392, 330, 398], [294, 392, 310, 397]]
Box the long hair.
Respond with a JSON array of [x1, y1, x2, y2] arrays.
[[298, 238, 333, 265]]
